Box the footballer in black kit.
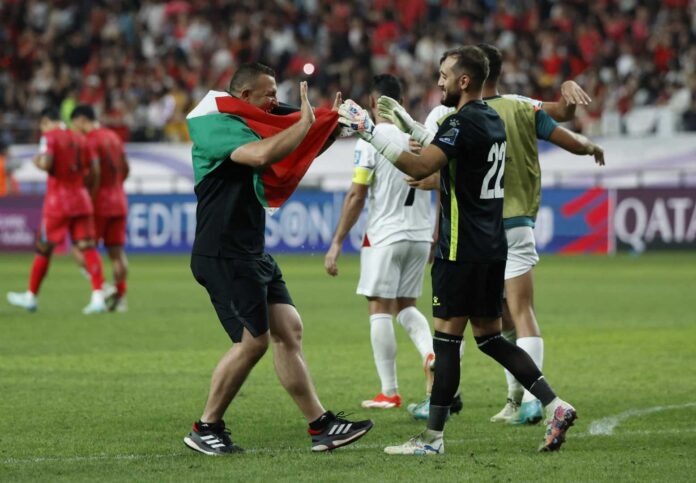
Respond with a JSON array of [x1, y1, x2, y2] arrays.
[[338, 46, 577, 454], [430, 100, 508, 320]]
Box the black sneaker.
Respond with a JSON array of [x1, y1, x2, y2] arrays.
[[308, 411, 374, 452], [184, 420, 244, 455]]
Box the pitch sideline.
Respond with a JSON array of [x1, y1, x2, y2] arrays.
[[588, 402, 696, 436], [4, 425, 696, 466]]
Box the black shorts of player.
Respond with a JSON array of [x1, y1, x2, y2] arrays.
[[431, 258, 505, 319], [190, 253, 294, 343]]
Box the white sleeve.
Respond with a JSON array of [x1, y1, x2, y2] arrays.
[[354, 139, 377, 170], [352, 138, 377, 185], [502, 94, 543, 108], [424, 105, 456, 134]]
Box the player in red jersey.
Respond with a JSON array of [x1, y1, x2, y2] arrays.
[[7, 107, 106, 313], [70, 105, 129, 312]]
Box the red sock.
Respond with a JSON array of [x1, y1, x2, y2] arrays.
[[82, 248, 104, 291], [28, 254, 50, 295], [116, 280, 127, 297]]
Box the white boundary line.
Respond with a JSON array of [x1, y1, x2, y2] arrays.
[[4, 426, 696, 466], [588, 402, 696, 436]]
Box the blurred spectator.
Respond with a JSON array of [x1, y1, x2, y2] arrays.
[[0, 140, 19, 196], [1, 0, 696, 143]]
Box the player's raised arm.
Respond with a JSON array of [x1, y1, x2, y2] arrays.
[[541, 81, 591, 122], [230, 81, 315, 168], [339, 100, 447, 180], [548, 125, 605, 166]]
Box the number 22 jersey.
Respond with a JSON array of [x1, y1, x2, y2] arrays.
[[430, 100, 507, 263]]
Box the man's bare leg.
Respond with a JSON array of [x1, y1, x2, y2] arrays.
[[200, 328, 269, 423], [268, 303, 324, 422]]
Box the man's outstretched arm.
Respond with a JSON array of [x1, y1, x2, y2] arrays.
[[548, 125, 605, 166]]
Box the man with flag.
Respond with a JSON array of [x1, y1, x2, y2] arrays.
[[183, 62, 373, 455]]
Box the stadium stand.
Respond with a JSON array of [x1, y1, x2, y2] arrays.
[[1, 0, 695, 144]]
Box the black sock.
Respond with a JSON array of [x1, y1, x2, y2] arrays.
[[309, 411, 333, 431], [474, 333, 556, 406], [198, 420, 225, 433], [427, 331, 463, 432]]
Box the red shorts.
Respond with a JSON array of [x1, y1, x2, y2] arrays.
[[95, 215, 127, 246], [41, 214, 95, 245]]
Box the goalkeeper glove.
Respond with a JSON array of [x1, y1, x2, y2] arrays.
[[377, 96, 434, 147], [338, 100, 403, 164]]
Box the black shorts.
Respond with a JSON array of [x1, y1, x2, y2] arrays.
[[431, 258, 505, 319], [191, 253, 294, 342]]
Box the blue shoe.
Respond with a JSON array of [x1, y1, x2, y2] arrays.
[[407, 396, 430, 420], [509, 399, 543, 425]]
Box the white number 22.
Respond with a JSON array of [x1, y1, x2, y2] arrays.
[[480, 141, 506, 199]]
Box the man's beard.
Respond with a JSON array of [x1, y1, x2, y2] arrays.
[[440, 89, 459, 107]]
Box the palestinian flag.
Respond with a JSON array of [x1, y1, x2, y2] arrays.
[[186, 90, 338, 209]]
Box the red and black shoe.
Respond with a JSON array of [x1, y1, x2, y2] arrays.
[[309, 411, 374, 452], [184, 420, 244, 455]]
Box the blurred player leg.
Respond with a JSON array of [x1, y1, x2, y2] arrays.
[[7, 218, 63, 312], [101, 214, 129, 312], [107, 245, 128, 312], [72, 215, 106, 314]]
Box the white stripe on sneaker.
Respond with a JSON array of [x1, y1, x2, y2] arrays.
[[200, 435, 217, 441], [342, 423, 352, 434]]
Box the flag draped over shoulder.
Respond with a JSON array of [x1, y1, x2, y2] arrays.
[[187, 90, 338, 209]]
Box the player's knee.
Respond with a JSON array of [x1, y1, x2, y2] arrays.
[[76, 239, 95, 250], [243, 331, 270, 361], [35, 241, 54, 256], [271, 317, 303, 351]]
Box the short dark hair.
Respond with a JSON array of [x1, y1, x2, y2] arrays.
[[39, 106, 61, 121], [371, 74, 403, 100], [70, 104, 96, 121], [477, 43, 503, 84], [439, 46, 489, 91], [228, 63, 275, 95]]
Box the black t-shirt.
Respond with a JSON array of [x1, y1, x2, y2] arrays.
[[430, 100, 508, 263], [192, 160, 265, 258]]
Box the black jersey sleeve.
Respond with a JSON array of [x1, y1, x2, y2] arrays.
[[431, 114, 467, 159]]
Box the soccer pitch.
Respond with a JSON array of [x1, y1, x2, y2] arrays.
[[1, 252, 695, 482]]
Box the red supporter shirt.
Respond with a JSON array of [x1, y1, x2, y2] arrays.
[[87, 127, 128, 217], [40, 128, 93, 217]]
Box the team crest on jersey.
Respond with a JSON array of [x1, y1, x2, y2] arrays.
[[438, 128, 459, 146], [353, 151, 362, 165]]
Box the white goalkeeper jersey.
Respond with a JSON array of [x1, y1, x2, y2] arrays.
[[353, 123, 432, 247]]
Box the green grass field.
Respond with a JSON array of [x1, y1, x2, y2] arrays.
[[1, 252, 695, 482]]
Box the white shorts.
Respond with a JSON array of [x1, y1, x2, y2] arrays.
[[504, 226, 539, 280], [357, 240, 430, 298]]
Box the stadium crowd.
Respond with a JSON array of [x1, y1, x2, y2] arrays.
[[1, 0, 696, 145]]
